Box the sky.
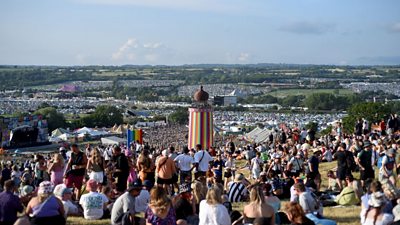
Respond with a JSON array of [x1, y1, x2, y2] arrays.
[[0, 0, 399, 66]]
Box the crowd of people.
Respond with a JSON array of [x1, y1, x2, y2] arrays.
[[0, 114, 399, 225]]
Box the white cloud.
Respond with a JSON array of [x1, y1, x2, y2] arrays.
[[112, 38, 138, 60], [111, 38, 168, 64], [143, 42, 163, 49], [238, 53, 250, 62]]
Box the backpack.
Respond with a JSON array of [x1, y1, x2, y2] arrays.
[[345, 151, 357, 172]]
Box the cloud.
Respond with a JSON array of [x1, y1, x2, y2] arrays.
[[279, 21, 335, 35], [143, 42, 163, 49], [112, 38, 138, 60], [388, 22, 400, 33], [238, 53, 250, 62], [111, 38, 168, 64]]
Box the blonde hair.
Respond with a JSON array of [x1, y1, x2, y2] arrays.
[[250, 185, 265, 204], [91, 149, 102, 165], [54, 153, 64, 165], [191, 181, 206, 204], [149, 186, 171, 215], [206, 185, 223, 205]]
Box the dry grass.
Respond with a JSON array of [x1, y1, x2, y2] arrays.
[[67, 160, 361, 225]]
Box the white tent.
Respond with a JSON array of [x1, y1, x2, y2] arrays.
[[59, 133, 75, 141], [245, 127, 273, 143], [101, 136, 126, 145], [76, 127, 93, 134], [76, 127, 109, 137]]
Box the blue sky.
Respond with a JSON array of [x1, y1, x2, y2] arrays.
[[0, 0, 399, 66]]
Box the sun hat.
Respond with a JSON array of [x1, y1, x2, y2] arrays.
[[38, 181, 53, 195], [234, 173, 245, 182], [53, 184, 73, 197], [312, 148, 322, 154], [179, 183, 191, 194], [368, 191, 387, 208], [363, 140, 372, 148], [393, 204, 400, 222]]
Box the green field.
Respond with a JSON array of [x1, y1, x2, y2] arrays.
[[268, 88, 353, 98]]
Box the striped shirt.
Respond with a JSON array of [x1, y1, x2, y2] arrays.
[[228, 182, 248, 202]]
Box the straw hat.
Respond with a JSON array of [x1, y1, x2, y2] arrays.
[[234, 173, 244, 182]]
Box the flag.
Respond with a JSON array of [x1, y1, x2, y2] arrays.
[[127, 129, 143, 147]]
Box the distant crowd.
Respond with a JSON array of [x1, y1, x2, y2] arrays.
[[0, 114, 399, 225]]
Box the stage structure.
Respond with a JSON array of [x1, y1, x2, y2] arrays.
[[188, 86, 213, 150], [0, 115, 49, 148]]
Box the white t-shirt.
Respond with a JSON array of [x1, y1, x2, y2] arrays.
[[194, 150, 213, 172], [251, 157, 262, 172], [360, 208, 394, 225], [103, 148, 112, 161], [79, 191, 108, 220], [63, 200, 79, 217], [174, 154, 194, 171], [135, 189, 150, 213], [199, 200, 231, 225]]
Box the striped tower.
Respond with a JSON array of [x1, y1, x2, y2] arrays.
[[188, 86, 214, 150]]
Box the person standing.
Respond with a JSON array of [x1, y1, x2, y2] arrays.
[[48, 153, 65, 186], [0, 161, 12, 188], [0, 180, 24, 225], [333, 143, 349, 190], [174, 147, 194, 184], [65, 144, 87, 200], [356, 141, 375, 187], [307, 149, 321, 191], [86, 148, 106, 185], [113, 146, 130, 194], [156, 149, 176, 194], [250, 152, 263, 180], [193, 144, 213, 179]]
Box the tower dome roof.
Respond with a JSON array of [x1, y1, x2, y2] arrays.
[[194, 86, 209, 102]]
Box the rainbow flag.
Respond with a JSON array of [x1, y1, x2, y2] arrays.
[[127, 129, 143, 147]]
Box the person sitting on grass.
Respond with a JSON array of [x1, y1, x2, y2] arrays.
[[360, 191, 394, 225], [335, 175, 360, 206], [79, 179, 109, 220], [326, 170, 340, 193], [54, 183, 81, 217]]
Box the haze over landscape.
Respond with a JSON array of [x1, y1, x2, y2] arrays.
[[1, 0, 400, 66]]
